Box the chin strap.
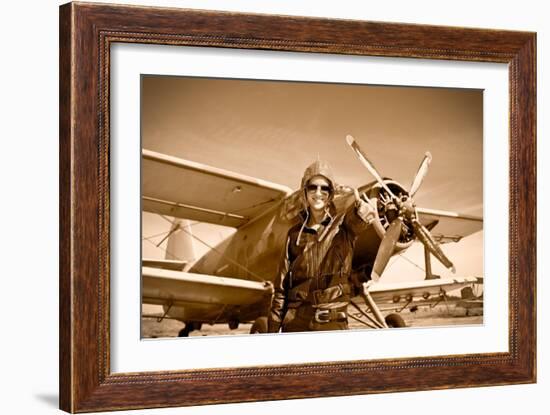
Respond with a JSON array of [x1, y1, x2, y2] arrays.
[[296, 207, 335, 246], [296, 209, 310, 246]]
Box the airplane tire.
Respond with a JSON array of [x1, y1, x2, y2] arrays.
[[385, 313, 407, 328], [178, 327, 191, 337], [178, 322, 202, 337], [250, 317, 268, 334]]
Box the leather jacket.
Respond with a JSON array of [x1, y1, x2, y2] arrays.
[[268, 200, 373, 332]]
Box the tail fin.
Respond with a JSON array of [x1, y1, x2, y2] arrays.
[[165, 219, 196, 268]]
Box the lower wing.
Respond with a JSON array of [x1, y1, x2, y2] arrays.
[[142, 267, 274, 323], [368, 276, 481, 304]]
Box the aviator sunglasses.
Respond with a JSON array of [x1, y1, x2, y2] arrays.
[[306, 184, 332, 194]]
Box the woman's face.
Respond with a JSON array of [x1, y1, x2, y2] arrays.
[[305, 176, 331, 212]]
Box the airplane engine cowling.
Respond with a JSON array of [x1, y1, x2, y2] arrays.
[[366, 179, 415, 251]]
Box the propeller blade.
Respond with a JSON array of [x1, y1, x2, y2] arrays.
[[412, 220, 456, 273], [371, 217, 403, 281], [409, 152, 432, 197], [346, 135, 398, 200]]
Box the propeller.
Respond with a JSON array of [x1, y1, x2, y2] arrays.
[[346, 135, 398, 200], [411, 220, 455, 273], [409, 152, 432, 197], [371, 217, 402, 282], [346, 135, 455, 279]]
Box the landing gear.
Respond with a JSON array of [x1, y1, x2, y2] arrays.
[[359, 284, 408, 329], [423, 241, 440, 280], [178, 322, 202, 337], [250, 317, 268, 334], [385, 313, 407, 328]]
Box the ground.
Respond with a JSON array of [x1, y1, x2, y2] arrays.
[[141, 303, 483, 338]]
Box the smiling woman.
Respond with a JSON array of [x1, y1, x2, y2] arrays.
[[267, 158, 376, 333]]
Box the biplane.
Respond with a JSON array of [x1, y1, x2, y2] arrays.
[[141, 136, 483, 336]]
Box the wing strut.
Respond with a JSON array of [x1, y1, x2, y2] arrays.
[[156, 300, 173, 323], [349, 300, 385, 329]]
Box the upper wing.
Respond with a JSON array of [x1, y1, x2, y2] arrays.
[[416, 207, 483, 243], [142, 149, 292, 228], [368, 276, 481, 303]]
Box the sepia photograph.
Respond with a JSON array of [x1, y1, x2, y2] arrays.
[[140, 75, 484, 338]]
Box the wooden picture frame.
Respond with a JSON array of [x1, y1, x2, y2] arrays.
[[59, 2, 536, 412]]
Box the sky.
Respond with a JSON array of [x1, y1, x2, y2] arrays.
[[141, 75, 483, 282]]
